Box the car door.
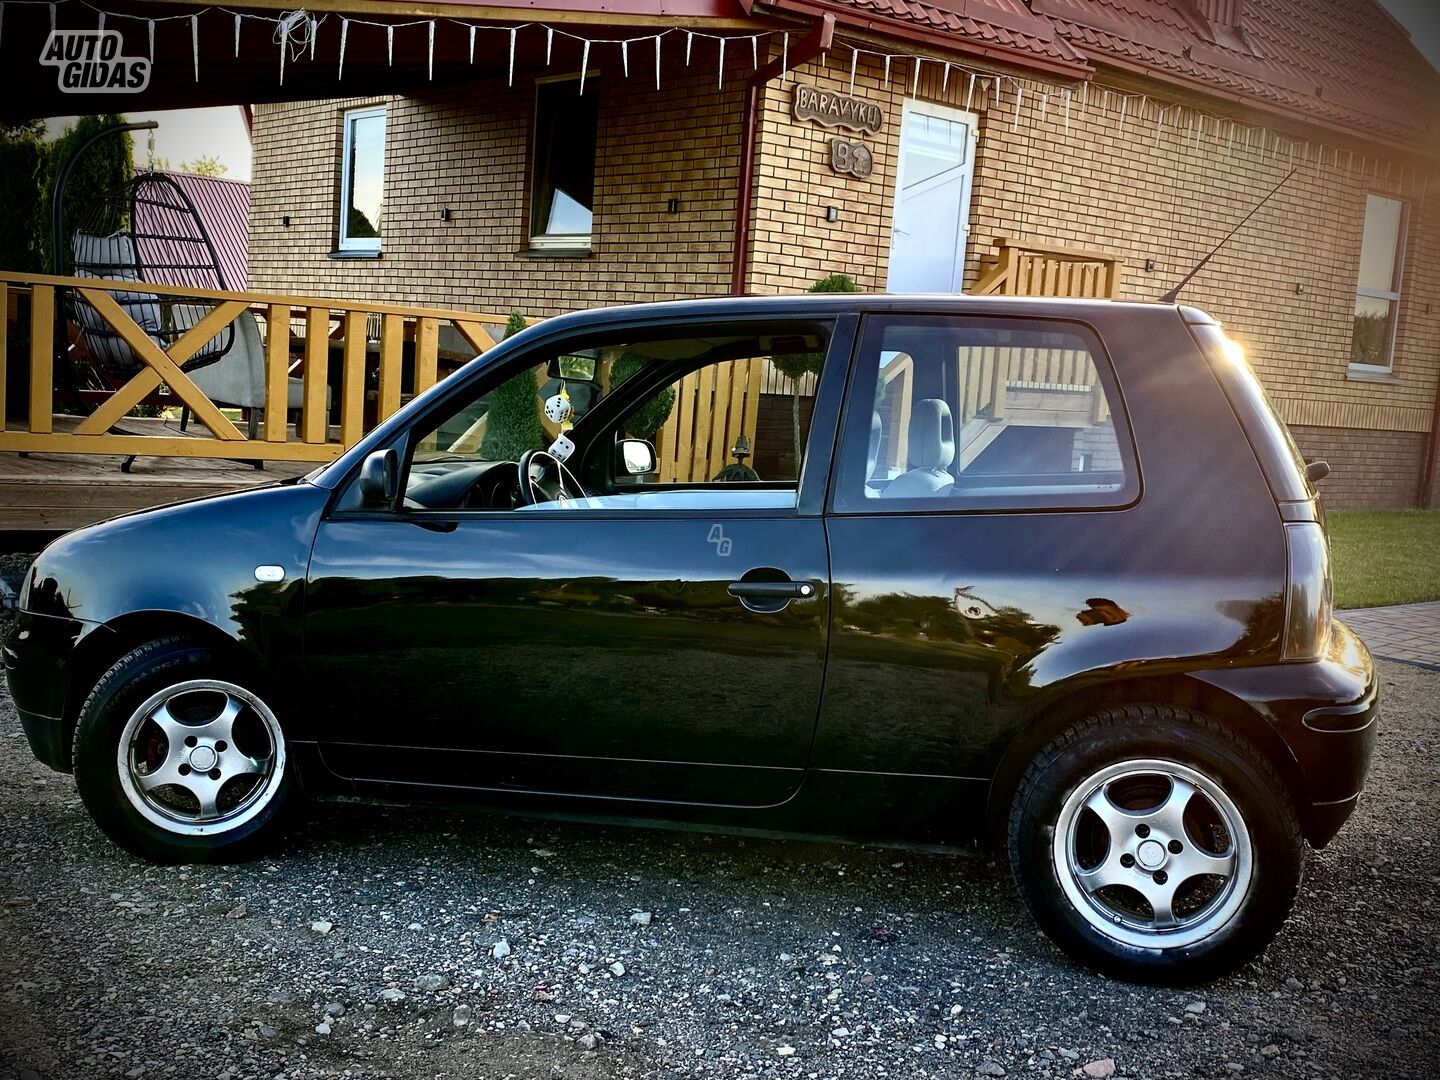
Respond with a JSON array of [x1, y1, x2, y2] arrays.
[[303, 315, 853, 807], [815, 313, 1145, 793]]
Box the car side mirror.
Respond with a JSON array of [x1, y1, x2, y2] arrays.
[[358, 448, 399, 506], [616, 438, 656, 477]]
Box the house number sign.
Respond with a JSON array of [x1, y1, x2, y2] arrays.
[[792, 84, 884, 133], [830, 138, 873, 178]]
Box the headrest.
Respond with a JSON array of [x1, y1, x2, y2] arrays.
[[908, 398, 955, 472]]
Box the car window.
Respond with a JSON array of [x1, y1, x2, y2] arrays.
[[392, 324, 830, 514], [833, 316, 1137, 513]]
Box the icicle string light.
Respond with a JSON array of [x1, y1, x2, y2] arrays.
[[716, 34, 724, 87], [507, 24, 515, 84], [579, 38, 589, 93], [621, 37, 628, 77], [9, 1, 1418, 194], [428, 19, 435, 80]]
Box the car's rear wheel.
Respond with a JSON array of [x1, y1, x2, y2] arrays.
[[72, 637, 294, 863], [1008, 705, 1304, 985]]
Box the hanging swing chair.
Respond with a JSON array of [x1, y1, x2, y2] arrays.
[[69, 168, 235, 382]]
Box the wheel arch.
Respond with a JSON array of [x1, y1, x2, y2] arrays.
[[983, 672, 1311, 850], [59, 612, 261, 769]]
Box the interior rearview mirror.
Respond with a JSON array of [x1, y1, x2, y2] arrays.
[[547, 354, 599, 383], [616, 438, 657, 477], [358, 448, 399, 506]]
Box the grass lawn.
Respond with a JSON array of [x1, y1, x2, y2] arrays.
[[1328, 509, 1440, 610]]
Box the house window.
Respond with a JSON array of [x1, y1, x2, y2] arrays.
[[531, 78, 598, 250], [339, 106, 386, 252], [1350, 194, 1406, 370]]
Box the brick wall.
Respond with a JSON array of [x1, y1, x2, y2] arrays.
[[744, 49, 1440, 507], [249, 43, 1440, 507], [1289, 425, 1429, 510], [250, 56, 743, 319]]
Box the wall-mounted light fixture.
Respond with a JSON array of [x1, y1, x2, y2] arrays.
[[666, 198, 679, 214], [1145, 258, 1157, 272], [825, 206, 840, 223], [281, 215, 291, 228], [440, 208, 452, 222]]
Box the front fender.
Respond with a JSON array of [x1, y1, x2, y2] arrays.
[[16, 482, 327, 730]]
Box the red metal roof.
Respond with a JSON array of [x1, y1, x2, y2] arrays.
[[820, 0, 1089, 68], [802, 0, 1438, 146], [1031, 0, 1438, 144], [135, 171, 252, 291]]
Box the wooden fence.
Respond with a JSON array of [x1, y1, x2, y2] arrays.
[[972, 236, 1123, 299], [652, 358, 766, 483], [0, 272, 512, 462]]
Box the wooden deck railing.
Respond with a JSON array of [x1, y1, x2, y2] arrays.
[[971, 237, 1123, 299], [0, 272, 514, 462]]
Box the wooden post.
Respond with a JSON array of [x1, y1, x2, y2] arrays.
[[301, 307, 329, 444], [377, 314, 403, 420], [28, 285, 54, 435], [340, 310, 367, 447], [264, 304, 290, 442], [414, 317, 439, 396]]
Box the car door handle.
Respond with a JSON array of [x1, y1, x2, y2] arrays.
[[727, 580, 816, 600]]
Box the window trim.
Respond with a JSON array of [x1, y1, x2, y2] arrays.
[[328, 314, 854, 522], [828, 314, 1141, 516], [338, 105, 386, 253], [1348, 193, 1407, 375], [529, 72, 598, 252]]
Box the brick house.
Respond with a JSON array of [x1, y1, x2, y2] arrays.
[[242, 0, 1440, 508]]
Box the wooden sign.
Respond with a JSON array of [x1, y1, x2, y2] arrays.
[[793, 84, 884, 133], [830, 138, 873, 179]]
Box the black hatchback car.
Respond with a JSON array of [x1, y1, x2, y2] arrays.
[[7, 295, 1376, 984]]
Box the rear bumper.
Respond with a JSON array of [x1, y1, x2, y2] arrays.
[[1193, 618, 1378, 848]]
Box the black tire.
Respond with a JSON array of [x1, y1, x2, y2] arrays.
[[72, 636, 296, 864], [1007, 704, 1304, 985]]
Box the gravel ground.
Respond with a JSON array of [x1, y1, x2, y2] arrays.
[[1, 645, 1436, 1079]]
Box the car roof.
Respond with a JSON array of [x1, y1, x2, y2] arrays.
[[532, 293, 1190, 335]]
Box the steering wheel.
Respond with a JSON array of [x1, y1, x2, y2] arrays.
[[516, 449, 589, 507]]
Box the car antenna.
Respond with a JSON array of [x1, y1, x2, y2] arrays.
[[1159, 168, 1297, 304]]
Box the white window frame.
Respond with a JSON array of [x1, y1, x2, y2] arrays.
[[339, 105, 386, 253], [1349, 193, 1407, 375], [529, 72, 597, 251]]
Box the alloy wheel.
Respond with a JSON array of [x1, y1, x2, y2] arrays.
[[1052, 758, 1254, 950], [116, 678, 286, 835]]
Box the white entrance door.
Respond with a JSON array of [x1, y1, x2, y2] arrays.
[[886, 100, 978, 293]]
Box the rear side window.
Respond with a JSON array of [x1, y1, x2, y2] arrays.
[[832, 316, 1138, 513]]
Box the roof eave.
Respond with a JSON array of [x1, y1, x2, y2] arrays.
[[1087, 53, 1439, 162], [756, 0, 1093, 80]]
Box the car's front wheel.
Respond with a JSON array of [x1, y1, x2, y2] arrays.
[[72, 637, 294, 863], [1008, 705, 1304, 985]]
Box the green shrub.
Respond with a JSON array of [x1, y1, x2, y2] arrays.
[[610, 352, 676, 443], [44, 114, 134, 272], [772, 273, 860, 467], [480, 311, 545, 460]]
